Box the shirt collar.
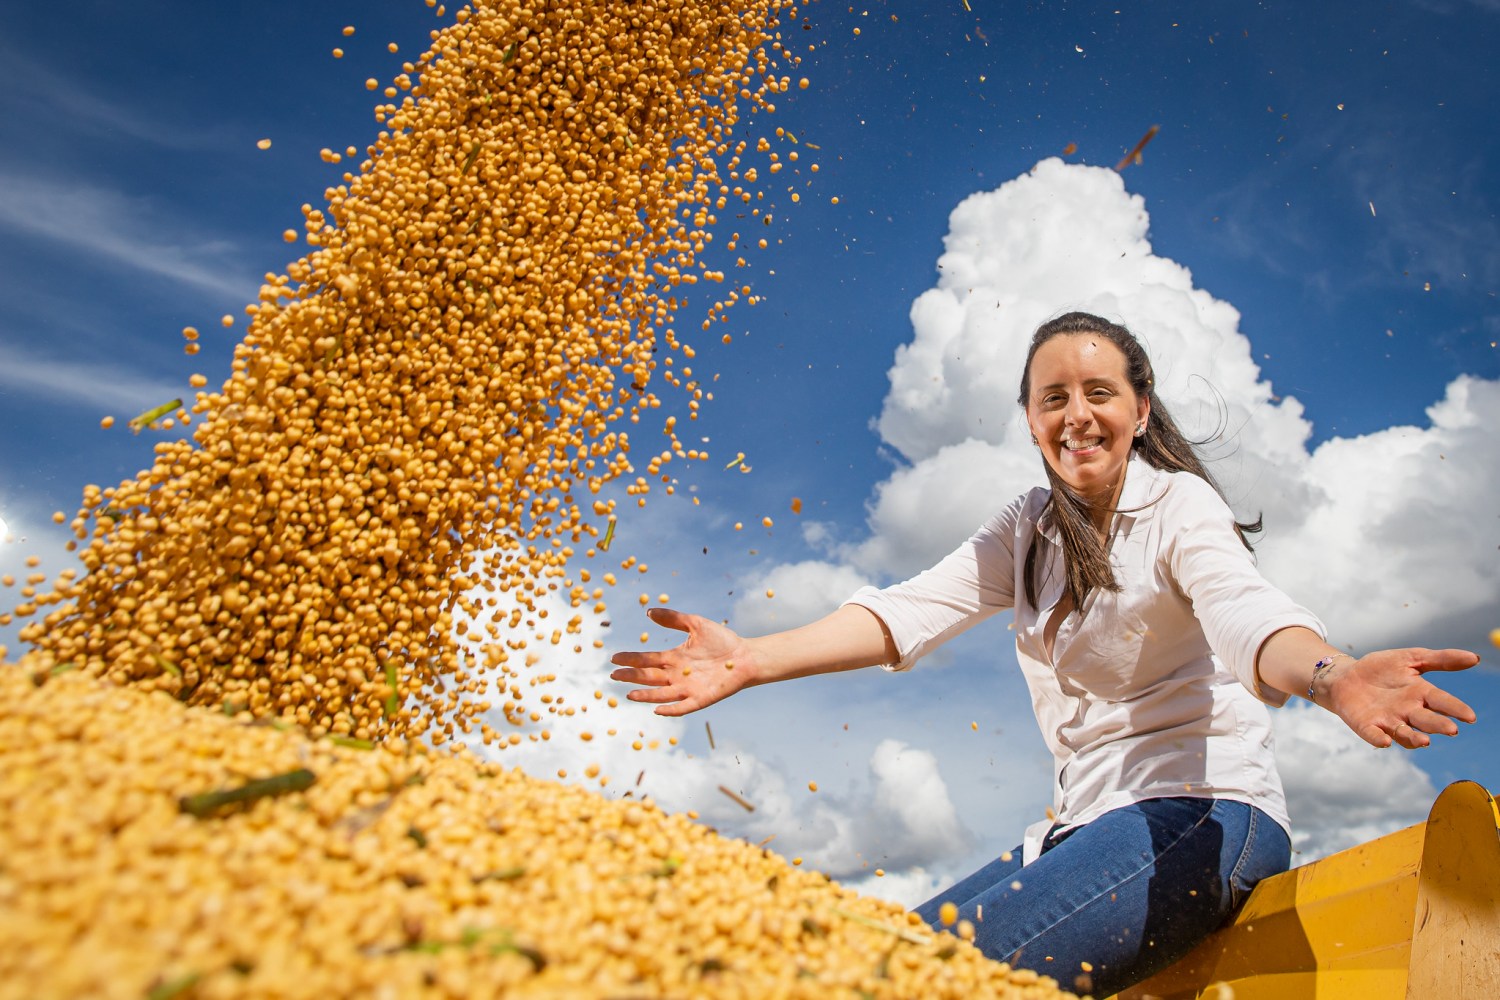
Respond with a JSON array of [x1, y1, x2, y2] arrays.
[[1035, 451, 1165, 544], [1115, 452, 1166, 525]]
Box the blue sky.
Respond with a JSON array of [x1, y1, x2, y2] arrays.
[[2, 1, 1496, 902]]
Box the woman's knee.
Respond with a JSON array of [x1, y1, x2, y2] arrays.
[[915, 845, 1025, 926]]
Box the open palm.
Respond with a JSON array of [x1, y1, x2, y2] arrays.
[[609, 608, 754, 717], [1327, 647, 1479, 749]]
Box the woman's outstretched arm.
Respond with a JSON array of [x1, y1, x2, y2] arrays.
[[608, 604, 898, 717], [1256, 625, 1480, 749]]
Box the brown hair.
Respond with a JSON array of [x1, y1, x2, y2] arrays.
[[1017, 311, 1260, 610]]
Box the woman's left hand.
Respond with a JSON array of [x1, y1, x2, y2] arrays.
[[1321, 647, 1480, 749]]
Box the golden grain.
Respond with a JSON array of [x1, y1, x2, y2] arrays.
[[0, 3, 1078, 995], [19, 0, 810, 747]]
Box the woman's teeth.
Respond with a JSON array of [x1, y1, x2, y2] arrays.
[[1064, 437, 1102, 451]]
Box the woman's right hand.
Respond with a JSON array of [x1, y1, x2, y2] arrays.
[[609, 607, 757, 717]]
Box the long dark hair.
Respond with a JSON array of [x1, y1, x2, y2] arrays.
[[1017, 311, 1260, 611]]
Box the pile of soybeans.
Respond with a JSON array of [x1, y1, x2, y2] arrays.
[[1, 0, 1076, 996], [0, 669, 1072, 999]]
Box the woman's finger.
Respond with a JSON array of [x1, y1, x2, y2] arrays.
[[1407, 706, 1461, 738], [653, 697, 704, 718], [609, 649, 671, 670], [1413, 647, 1482, 673], [1357, 721, 1395, 749], [609, 664, 671, 686], [644, 606, 697, 633], [626, 684, 684, 705], [1422, 685, 1478, 725], [1390, 721, 1431, 749]]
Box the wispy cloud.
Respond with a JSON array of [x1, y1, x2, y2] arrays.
[[0, 341, 185, 412], [1331, 141, 1500, 291], [1201, 113, 1500, 296], [0, 40, 239, 153], [1410, 0, 1500, 13], [0, 171, 254, 302]]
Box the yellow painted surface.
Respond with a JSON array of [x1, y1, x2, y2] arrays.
[[1113, 781, 1499, 1000], [1404, 782, 1500, 1000]]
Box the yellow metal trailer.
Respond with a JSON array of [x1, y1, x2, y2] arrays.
[[1114, 780, 1500, 999]]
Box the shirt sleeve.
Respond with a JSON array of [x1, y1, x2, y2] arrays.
[[1163, 475, 1325, 706], [842, 493, 1027, 672]]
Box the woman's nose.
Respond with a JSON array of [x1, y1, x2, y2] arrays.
[[1064, 395, 1091, 425]]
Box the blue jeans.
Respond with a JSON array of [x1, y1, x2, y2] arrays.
[[914, 797, 1290, 997]]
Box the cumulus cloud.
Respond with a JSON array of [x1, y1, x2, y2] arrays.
[[847, 438, 1042, 581], [1254, 374, 1500, 649], [0, 501, 82, 653], [867, 738, 971, 865], [847, 158, 1500, 647], [1273, 702, 1436, 861], [458, 158, 1492, 901], [842, 866, 949, 910], [857, 159, 1322, 579], [458, 587, 972, 886], [729, 157, 1498, 868], [730, 559, 871, 636]]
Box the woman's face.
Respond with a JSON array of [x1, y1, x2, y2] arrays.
[[1024, 333, 1149, 503]]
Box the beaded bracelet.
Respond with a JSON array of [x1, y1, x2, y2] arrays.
[[1307, 653, 1352, 703]]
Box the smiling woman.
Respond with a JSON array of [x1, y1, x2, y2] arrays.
[[612, 309, 1483, 995], [1012, 311, 1263, 616], [1024, 334, 1147, 503]]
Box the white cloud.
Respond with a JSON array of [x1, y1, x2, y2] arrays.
[[0, 342, 186, 412], [723, 157, 1498, 873], [0, 39, 238, 152], [0, 502, 81, 655], [1255, 374, 1500, 649], [842, 866, 949, 910], [730, 559, 871, 636], [847, 438, 1041, 580], [850, 159, 1326, 583], [831, 156, 1497, 666], [453, 158, 1494, 903], [867, 738, 971, 864], [1273, 702, 1436, 861], [457, 587, 972, 884], [0, 171, 253, 301]]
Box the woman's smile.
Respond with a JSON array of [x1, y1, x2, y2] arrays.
[[1025, 334, 1148, 505]]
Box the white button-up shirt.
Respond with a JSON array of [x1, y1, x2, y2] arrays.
[[846, 454, 1322, 861]]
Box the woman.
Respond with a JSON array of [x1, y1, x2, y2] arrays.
[[608, 311, 1480, 996]]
